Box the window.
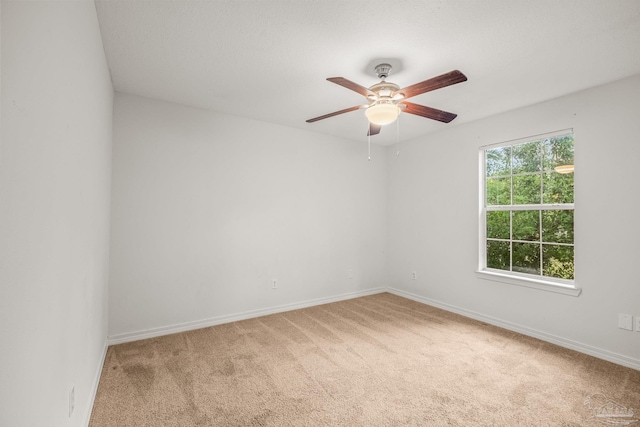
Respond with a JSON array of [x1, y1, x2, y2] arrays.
[[478, 130, 577, 294]]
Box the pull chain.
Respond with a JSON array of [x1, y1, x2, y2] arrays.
[[396, 114, 401, 156], [366, 119, 371, 161]]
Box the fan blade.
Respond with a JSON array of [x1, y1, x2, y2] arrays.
[[327, 77, 375, 98], [306, 105, 363, 123], [401, 102, 458, 123], [394, 70, 467, 99], [367, 123, 381, 136]]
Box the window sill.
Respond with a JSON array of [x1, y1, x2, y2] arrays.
[[475, 270, 581, 297]]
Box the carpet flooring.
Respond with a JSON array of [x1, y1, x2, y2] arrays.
[[89, 293, 640, 426]]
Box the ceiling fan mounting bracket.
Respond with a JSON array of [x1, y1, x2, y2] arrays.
[[374, 63, 392, 80]]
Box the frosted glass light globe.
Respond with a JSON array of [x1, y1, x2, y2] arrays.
[[365, 103, 400, 126]]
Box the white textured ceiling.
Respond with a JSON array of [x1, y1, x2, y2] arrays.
[[95, 0, 640, 145]]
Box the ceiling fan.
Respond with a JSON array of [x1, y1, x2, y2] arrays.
[[306, 64, 467, 136]]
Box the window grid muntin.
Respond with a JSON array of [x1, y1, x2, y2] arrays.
[[487, 238, 573, 247]]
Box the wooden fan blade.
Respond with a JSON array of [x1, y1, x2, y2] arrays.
[[394, 70, 467, 100], [401, 102, 458, 123], [306, 105, 363, 123], [367, 123, 381, 136], [327, 77, 375, 98]]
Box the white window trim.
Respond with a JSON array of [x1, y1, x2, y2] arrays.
[[475, 270, 581, 296], [478, 129, 580, 297]]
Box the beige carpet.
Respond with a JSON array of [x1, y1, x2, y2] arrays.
[[89, 293, 640, 426]]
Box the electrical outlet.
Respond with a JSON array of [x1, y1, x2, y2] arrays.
[[636, 316, 640, 332], [272, 279, 277, 289], [411, 271, 417, 280], [347, 269, 354, 279], [618, 313, 633, 331], [69, 386, 75, 417]]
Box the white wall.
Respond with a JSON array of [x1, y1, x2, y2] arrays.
[[108, 93, 388, 340], [387, 74, 640, 367], [0, 1, 113, 426]]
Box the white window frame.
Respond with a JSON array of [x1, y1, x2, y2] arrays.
[[476, 129, 580, 296]]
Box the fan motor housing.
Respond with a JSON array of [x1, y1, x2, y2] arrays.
[[368, 81, 399, 94]]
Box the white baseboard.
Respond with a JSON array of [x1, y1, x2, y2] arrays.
[[387, 287, 640, 371], [105, 286, 639, 371], [84, 340, 108, 427], [107, 287, 386, 345]]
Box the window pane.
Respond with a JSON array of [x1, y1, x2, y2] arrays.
[[513, 174, 540, 204], [542, 210, 574, 244], [482, 132, 574, 284], [487, 240, 510, 271], [512, 141, 541, 174], [513, 210, 539, 241], [542, 135, 574, 171], [486, 147, 511, 177], [486, 177, 511, 206], [543, 244, 574, 280], [543, 172, 574, 204], [487, 211, 510, 239], [512, 242, 540, 275]]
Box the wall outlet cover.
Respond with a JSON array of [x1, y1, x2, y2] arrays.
[[618, 313, 633, 331]]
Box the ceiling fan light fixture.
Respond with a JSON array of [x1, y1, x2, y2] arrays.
[[365, 102, 400, 126], [306, 68, 467, 133]]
